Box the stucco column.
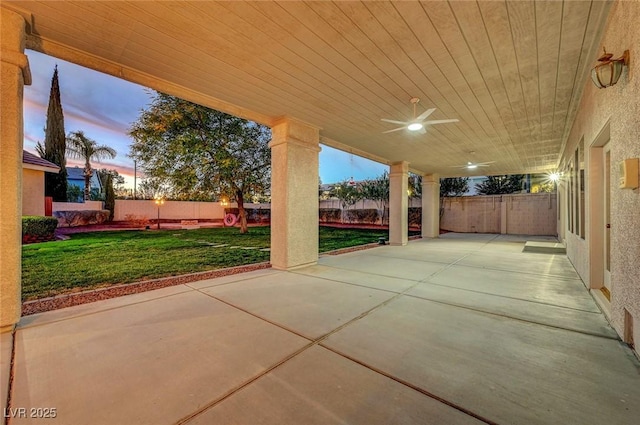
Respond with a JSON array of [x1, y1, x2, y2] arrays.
[[1, 8, 31, 332], [421, 173, 440, 238], [269, 118, 320, 270], [389, 161, 409, 246]]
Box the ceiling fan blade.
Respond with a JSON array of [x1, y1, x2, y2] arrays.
[[381, 118, 408, 125], [416, 107, 436, 121], [382, 126, 406, 134], [476, 161, 496, 166], [417, 127, 427, 135], [424, 119, 459, 125]]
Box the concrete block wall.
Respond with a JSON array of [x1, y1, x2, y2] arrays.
[[113, 200, 270, 221], [52, 200, 104, 212], [441, 193, 557, 236]]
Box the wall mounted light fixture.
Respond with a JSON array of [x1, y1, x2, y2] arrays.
[[591, 47, 630, 89]]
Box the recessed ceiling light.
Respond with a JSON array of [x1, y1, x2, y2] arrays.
[[407, 123, 423, 131]]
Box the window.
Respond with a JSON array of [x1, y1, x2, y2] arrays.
[[579, 139, 585, 239], [567, 139, 585, 238], [568, 159, 575, 233]]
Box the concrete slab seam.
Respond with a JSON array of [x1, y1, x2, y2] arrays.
[[288, 269, 405, 296], [182, 280, 438, 424], [450, 261, 583, 281], [367, 251, 468, 266], [183, 271, 283, 291], [413, 279, 605, 315], [401, 293, 619, 340], [175, 340, 318, 425], [315, 263, 425, 282], [17, 288, 196, 331], [318, 344, 499, 425]]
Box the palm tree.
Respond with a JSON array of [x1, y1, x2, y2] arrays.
[[66, 131, 117, 201]]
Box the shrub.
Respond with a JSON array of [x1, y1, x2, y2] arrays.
[[124, 214, 150, 227], [409, 207, 422, 227], [344, 209, 379, 224], [224, 208, 270, 223], [319, 208, 341, 223], [22, 216, 59, 244]]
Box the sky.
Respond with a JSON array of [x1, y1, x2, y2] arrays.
[[23, 50, 388, 189]]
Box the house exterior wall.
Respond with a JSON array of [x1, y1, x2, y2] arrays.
[[21, 168, 44, 216], [560, 0, 639, 350]]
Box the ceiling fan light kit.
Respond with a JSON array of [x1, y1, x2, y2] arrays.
[[450, 160, 495, 170], [381, 97, 458, 134]]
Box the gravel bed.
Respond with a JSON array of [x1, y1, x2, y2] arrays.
[[22, 262, 271, 316]]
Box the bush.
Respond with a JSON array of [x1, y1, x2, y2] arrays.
[[124, 214, 150, 227], [22, 216, 58, 244], [344, 209, 379, 224], [319, 208, 342, 223], [409, 207, 422, 227], [224, 208, 270, 223]]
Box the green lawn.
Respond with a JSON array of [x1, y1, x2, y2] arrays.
[[22, 226, 417, 300]]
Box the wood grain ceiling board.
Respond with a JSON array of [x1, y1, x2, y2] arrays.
[[4, 0, 612, 177]]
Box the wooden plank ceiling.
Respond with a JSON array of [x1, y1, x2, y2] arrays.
[[4, 1, 611, 176]]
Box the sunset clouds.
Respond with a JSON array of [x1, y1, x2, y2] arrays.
[[23, 50, 386, 188]]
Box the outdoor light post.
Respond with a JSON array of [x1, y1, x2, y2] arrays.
[[154, 197, 165, 229]]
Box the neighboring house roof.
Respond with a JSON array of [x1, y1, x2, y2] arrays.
[[66, 166, 103, 190], [66, 167, 86, 181], [22, 151, 60, 173]]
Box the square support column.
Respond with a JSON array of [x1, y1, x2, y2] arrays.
[[389, 161, 409, 246], [0, 8, 31, 332], [269, 118, 320, 270], [421, 173, 440, 239]]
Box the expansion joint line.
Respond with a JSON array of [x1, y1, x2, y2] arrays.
[[179, 271, 493, 425]]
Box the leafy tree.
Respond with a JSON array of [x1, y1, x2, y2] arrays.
[[360, 171, 389, 225], [136, 178, 166, 200], [475, 175, 524, 195], [408, 173, 422, 200], [89, 188, 104, 201], [333, 180, 362, 223], [66, 185, 83, 203], [129, 92, 271, 233], [66, 131, 117, 201], [38, 66, 68, 201], [439, 177, 469, 219], [96, 169, 126, 199], [440, 177, 469, 197]]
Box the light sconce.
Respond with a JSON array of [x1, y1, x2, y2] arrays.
[[591, 47, 629, 89]]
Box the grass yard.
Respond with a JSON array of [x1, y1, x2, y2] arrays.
[[22, 226, 416, 300]]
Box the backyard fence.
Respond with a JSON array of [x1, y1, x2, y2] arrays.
[[440, 193, 557, 236], [51, 193, 557, 235]]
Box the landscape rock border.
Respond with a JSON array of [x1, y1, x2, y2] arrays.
[[22, 235, 422, 316], [22, 262, 271, 316]]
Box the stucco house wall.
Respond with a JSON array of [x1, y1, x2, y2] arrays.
[[560, 0, 639, 350], [21, 168, 44, 216], [21, 151, 59, 216]]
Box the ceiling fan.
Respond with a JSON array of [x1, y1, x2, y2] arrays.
[[381, 97, 459, 134], [450, 161, 495, 170]]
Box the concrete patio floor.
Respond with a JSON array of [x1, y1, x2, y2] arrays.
[[3, 233, 639, 424]]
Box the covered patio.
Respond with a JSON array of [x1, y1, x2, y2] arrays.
[[4, 234, 639, 425]]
